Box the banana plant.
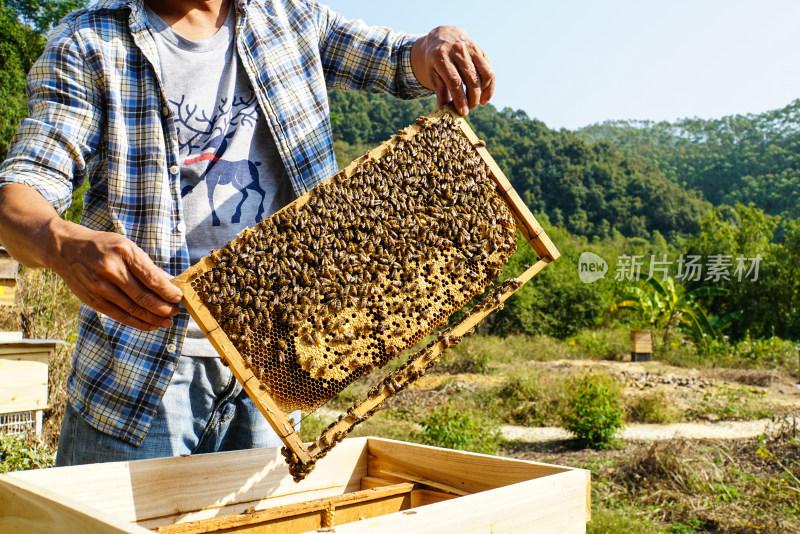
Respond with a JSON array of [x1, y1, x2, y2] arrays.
[[611, 276, 739, 348]]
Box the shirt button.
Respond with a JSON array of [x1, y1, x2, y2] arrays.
[[169, 165, 179, 175], [166, 343, 177, 354], [162, 106, 169, 117], [176, 222, 186, 233]]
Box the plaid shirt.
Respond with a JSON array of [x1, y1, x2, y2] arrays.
[[0, 0, 431, 445]]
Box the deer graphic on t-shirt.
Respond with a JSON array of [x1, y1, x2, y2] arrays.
[[172, 94, 266, 226]]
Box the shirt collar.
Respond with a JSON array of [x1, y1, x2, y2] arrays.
[[88, 0, 251, 32]]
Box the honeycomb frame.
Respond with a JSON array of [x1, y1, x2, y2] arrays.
[[173, 104, 560, 471]]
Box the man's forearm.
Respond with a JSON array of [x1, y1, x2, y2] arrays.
[[0, 183, 63, 270], [0, 182, 182, 330]]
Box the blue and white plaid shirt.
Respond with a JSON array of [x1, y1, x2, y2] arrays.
[[0, 0, 431, 445]]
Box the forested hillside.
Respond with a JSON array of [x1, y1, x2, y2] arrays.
[[329, 90, 709, 240], [577, 100, 800, 222]]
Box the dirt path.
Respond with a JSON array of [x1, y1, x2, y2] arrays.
[[501, 416, 795, 443]]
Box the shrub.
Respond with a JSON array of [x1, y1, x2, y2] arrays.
[[490, 371, 567, 426], [628, 391, 681, 424], [560, 373, 625, 448], [420, 403, 502, 454]]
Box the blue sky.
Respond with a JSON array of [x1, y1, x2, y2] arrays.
[[321, 1, 800, 130]]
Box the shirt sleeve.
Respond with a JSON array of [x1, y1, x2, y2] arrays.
[[307, 1, 434, 100], [0, 18, 105, 215]]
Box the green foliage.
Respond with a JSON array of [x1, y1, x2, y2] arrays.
[[612, 276, 736, 348], [0, 4, 44, 159], [560, 373, 625, 449], [685, 203, 800, 340], [0, 434, 54, 473], [328, 90, 708, 240], [6, 0, 87, 34], [487, 228, 613, 338], [441, 349, 491, 374], [488, 371, 567, 426], [658, 333, 797, 373], [689, 384, 768, 421], [420, 403, 502, 454]]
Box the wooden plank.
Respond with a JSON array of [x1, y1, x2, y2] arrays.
[[155, 483, 415, 533], [0, 474, 148, 534], [379, 470, 469, 496], [7, 437, 370, 528], [0, 342, 59, 363], [0, 279, 16, 306], [367, 438, 571, 495], [326, 468, 590, 534], [0, 256, 19, 279], [359, 476, 397, 490], [0, 359, 48, 414], [410, 488, 458, 508]]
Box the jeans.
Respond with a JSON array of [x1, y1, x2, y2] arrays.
[[56, 355, 299, 466]]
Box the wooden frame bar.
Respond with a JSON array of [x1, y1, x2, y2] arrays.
[[172, 105, 559, 466]]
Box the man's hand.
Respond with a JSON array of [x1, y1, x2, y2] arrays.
[[48, 221, 182, 331], [0, 184, 182, 331], [411, 26, 495, 116]]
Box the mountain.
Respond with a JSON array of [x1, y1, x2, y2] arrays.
[[577, 99, 800, 222]]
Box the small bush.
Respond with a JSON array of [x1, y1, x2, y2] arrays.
[[420, 403, 502, 455], [628, 391, 681, 424], [569, 328, 629, 360], [0, 434, 54, 473], [490, 371, 567, 426], [560, 373, 625, 449]]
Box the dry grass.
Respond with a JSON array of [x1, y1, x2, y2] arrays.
[[596, 415, 800, 532]]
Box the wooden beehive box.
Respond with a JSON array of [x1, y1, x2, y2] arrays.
[[0, 437, 590, 533], [0, 339, 61, 435], [0, 247, 19, 306]]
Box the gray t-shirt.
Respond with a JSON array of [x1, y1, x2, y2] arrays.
[[145, 5, 293, 356]]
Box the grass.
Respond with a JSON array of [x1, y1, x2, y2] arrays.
[[687, 383, 770, 422], [587, 417, 800, 533]]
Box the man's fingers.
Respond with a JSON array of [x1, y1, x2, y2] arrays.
[[83, 289, 171, 331], [430, 69, 450, 107], [91, 278, 175, 328], [473, 49, 495, 105], [450, 45, 482, 110], [434, 53, 469, 115], [125, 244, 183, 305]]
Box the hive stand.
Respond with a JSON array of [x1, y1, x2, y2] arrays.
[[172, 104, 560, 469]]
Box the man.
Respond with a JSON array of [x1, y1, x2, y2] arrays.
[[0, 0, 494, 465]]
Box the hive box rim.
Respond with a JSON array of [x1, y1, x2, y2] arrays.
[[0, 437, 589, 534]]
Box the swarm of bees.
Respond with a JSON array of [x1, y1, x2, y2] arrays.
[[188, 113, 518, 416]]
